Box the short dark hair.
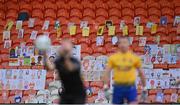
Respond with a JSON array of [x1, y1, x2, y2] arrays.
[[49, 56, 55, 59]]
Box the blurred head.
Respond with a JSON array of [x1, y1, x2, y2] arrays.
[[49, 56, 55, 62], [60, 39, 74, 55], [118, 37, 130, 53]]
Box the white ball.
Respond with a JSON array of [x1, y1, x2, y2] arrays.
[[35, 35, 51, 50]]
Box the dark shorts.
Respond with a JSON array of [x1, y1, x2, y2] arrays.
[[112, 84, 137, 104], [60, 94, 86, 104]]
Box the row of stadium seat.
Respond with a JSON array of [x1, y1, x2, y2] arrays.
[[0, 88, 179, 103], [0, 0, 180, 9], [0, 8, 179, 21]]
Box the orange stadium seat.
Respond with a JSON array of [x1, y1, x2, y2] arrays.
[[122, 8, 134, 18], [69, 0, 82, 10], [94, 0, 108, 9], [32, 1, 44, 11], [133, 0, 147, 9], [159, 0, 174, 9], [175, 7, 180, 15], [44, 9, 56, 20], [69, 17, 81, 25], [147, 95, 156, 103], [148, 16, 159, 24], [32, 9, 44, 19], [6, 10, 18, 21], [121, 16, 133, 25], [44, 1, 57, 11], [0, 10, 5, 20], [109, 16, 119, 25], [160, 36, 171, 44], [6, 1, 19, 11], [171, 36, 180, 44], [148, 8, 161, 17], [163, 95, 171, 103], [23, 90, 37, 96], [83, 8, 95, 19], [96, 8, 108, 19], [57, 9, 69, 19], [147, 1, 160, 9], [95, 16, 106, 25], [79, 37, 91, 45], [81, 0, 95, 9], [70, 8, 82, 19], [107, 0, 120, 9], [19, 2, 32, 13], [120, 0, 134, 9], [109, 8, 121, 18], [135, 8, 148, 18], [56, 0, 70, 10]]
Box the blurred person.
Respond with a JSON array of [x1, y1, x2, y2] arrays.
[[44, 39, 86, 104], [103, 37, 146, 104]]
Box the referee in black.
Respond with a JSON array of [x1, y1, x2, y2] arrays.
[[44, 39, 86, 104]]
